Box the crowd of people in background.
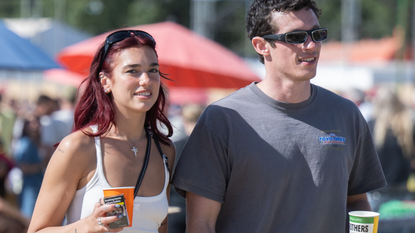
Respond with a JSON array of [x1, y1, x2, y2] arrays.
[[0, 89, 76, 232]]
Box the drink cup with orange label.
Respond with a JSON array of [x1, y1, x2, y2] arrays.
[[103, 186, 134, 227]]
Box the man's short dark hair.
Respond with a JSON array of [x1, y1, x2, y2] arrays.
[[246, 0, 322, 64]]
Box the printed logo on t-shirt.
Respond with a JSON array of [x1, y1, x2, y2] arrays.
[[318, 133, 346, 145]]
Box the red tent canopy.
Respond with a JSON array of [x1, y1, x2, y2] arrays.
[[57, 21, 260, 89], [43, 68, 85, 87]]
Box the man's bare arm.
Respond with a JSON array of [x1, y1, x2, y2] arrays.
[[345, 193, 371, 233], [186, 192, 222, 233]]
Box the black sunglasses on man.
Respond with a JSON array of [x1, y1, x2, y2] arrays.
[[262, 28, 328, 44]]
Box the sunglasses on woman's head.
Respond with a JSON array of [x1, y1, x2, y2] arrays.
[[100, 30, 156, 66], [261, 28, 328, 44]]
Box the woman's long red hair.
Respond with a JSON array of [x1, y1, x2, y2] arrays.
[[73, 33, 173, 145]]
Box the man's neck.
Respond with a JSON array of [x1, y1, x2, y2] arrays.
[[256, 77, 311, 104]]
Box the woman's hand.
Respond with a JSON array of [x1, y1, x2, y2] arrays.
[[79, 199, 125, 232]]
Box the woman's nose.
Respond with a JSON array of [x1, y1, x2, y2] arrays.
[[139, 72, 150, 86]]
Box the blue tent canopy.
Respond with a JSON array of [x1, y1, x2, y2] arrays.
[[0, 20, 60, 71]]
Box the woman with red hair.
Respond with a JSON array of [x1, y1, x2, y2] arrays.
[[28, 30, 175, 233]]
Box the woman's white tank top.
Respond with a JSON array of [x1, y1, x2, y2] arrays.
[[66, 126, 169, 232]]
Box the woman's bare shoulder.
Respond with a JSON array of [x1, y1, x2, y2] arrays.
[[54, 128, 96, 162], [44, 128, 98, 184]]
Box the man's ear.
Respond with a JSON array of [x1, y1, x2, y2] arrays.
[[252, 37, 270, 56]]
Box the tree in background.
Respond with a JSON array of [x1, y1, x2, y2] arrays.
[[0, 0, 190, 34], [0, 0, 412, 59], [70, 0, 190, 35]]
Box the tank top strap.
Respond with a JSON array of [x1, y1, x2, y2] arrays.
[[89, 125, 104, 176], [162, 155, 169, 193], [153, 136, 170, 193], [152, 133, 170, 174]]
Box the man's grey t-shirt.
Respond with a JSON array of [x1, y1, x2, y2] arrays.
[[172, 83, 386, 233]]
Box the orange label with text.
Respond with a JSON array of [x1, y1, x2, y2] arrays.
[[103, 186, 134, 227]]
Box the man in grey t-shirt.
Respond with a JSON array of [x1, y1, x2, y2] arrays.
[[172, 0, 386, 232]]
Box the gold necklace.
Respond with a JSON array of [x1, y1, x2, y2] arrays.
[[113, 130, 143, 157]]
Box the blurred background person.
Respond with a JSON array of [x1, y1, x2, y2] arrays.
[[0, 93, 17, 158], [367, 86, 415, 212], [167, 104, 186, 143], [13, 113, 44, 219], [0, 140, 14, 199], [342, 88, 373, 121], [173, 104, 205, 158], [51, 87, 77, 137], [169, 103, 205, 233], [34, 95, 67, 165], [8, 100, 32, 211]]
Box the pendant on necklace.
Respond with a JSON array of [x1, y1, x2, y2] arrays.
[[131, 147, 138, 157]]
